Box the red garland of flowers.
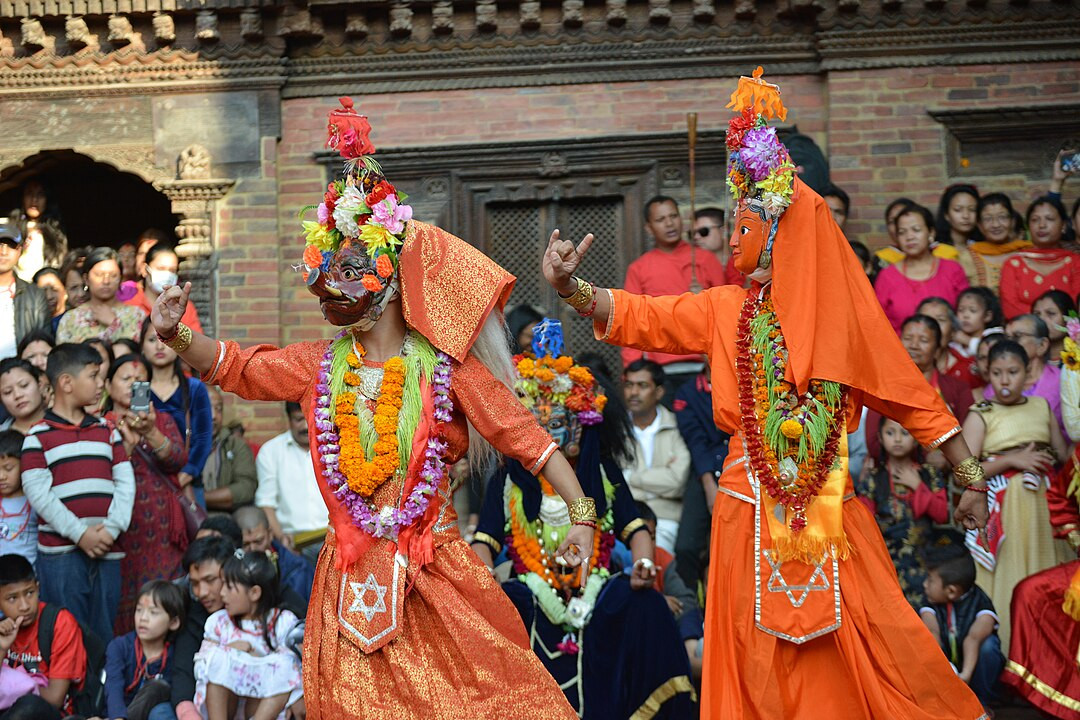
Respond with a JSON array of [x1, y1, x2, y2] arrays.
[[735, 292, 844, 533]]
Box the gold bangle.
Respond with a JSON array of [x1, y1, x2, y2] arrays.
[[567, 496, 597, 524], [561, 278, 594, 311], [163, 322, 193, 354], [953, 456, 985, 487]]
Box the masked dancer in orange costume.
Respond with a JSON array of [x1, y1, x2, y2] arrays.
[[541, 68, 992, 719], [149, 100, 585, 720]]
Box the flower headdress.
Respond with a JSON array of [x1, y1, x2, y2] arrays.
[[1061, 313, 1080, 371], [513, 319, 606, 425], [726, 67, 796, 224], [299, 97, 413, 294]]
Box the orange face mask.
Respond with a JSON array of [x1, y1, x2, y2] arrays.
[[730, 204, 774, 275]]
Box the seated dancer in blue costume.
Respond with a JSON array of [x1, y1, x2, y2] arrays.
[[471, 320, 694, 719]]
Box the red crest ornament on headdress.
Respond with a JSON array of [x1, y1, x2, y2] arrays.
[[326, 97, 375, 159]]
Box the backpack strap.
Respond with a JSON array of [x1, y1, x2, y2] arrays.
[[36, 603, 61, 667]]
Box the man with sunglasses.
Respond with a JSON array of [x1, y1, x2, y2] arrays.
[[622, 196, 729, 402], [694, 207, 745, 287]]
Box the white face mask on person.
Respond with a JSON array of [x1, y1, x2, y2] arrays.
[[148, 269, 178, 294]]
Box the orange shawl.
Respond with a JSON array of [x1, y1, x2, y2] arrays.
[[765, 178, 956, 429], [398, 220, 515, 362]]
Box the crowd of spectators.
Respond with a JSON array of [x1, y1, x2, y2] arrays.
[[0, 146, 1077, 720], [0, 182, 322, 720]]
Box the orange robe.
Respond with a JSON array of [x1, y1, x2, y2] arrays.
[[598, 286, 988, 720], [205, 339, 577, 720]]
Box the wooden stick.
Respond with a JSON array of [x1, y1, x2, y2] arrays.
[[687, 112, 701, 292]]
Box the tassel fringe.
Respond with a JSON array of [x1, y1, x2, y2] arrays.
[[769, 534, 853, 565]]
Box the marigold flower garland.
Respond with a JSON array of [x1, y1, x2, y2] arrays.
[[335, 348, 405, 497], [514, 353, 606, 426], [736, 291, 845, 533], [314, 329, 452, 539]]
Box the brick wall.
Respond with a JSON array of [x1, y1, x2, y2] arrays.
[[826, 62, 1080, 246], [213, 136, 289, 438]]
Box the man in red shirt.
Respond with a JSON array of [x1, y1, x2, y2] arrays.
[[622, 196, 729, 396], [0, 554, 86, 715]]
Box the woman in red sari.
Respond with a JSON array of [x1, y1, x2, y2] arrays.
[[148, 101, 590, 719], [541, 68, 990, 719], [999, 195, 1080, 320]]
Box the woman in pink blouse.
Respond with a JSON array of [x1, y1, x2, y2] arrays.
[[874, 203, 970, 333]]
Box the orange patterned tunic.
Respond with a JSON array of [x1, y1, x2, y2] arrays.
[[204, 339, 577, 720]]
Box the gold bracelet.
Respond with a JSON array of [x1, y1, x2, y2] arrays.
[[162, 322, 193, 354], [952, 456, 985, 487], [567, 496, 597, 524], [560, 278, 594, 311]]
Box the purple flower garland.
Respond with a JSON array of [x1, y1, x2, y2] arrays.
[[314, 332, 454, 540]]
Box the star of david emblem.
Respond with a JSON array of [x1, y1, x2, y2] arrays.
[[348, 573, 388, 621], [762, 552, 830, 608]]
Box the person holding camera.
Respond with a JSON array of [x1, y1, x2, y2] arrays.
[[1050, 145, 1080, 242], [103, 353, 189, 636]]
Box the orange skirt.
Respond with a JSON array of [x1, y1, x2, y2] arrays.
[[303, 534, 577, 720], [701, 477, 988, 719]]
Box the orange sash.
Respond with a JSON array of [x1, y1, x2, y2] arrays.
[[762, 433, 851, 564], [756, 434, 849, 643]]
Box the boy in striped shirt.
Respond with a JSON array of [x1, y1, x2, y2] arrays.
[[21, 343, 135, 642]]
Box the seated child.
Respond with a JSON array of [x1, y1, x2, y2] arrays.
[[104, 580, 186, 720], [0, 554, 86, 714], [194, 550, 302, 720], [919, 546, 1004, 708], [0, 431, 36, 565]]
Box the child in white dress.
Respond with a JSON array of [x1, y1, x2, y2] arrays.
[[194, 550, 303, 720]]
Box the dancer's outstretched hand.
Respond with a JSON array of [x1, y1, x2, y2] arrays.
[[556, 523, 595, 568], [954, 487, 989, 530], [152, 281, 192, 338], [542, 229, 594, 296]]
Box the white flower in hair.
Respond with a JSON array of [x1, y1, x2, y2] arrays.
[[333, 185, 366, 238]]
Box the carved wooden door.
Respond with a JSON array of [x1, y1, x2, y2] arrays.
[[485, 197, 625, 377]]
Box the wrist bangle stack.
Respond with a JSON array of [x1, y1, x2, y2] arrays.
[[953, 456, 985, 487], [963, 485, 989, 493], [152, 437, 171, 455], [567, 496, 597, 525], [159, 322, 193, 354], [573, 520, 597, 530]]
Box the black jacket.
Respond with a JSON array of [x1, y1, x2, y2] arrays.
[[13, 278, 49, 346]]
